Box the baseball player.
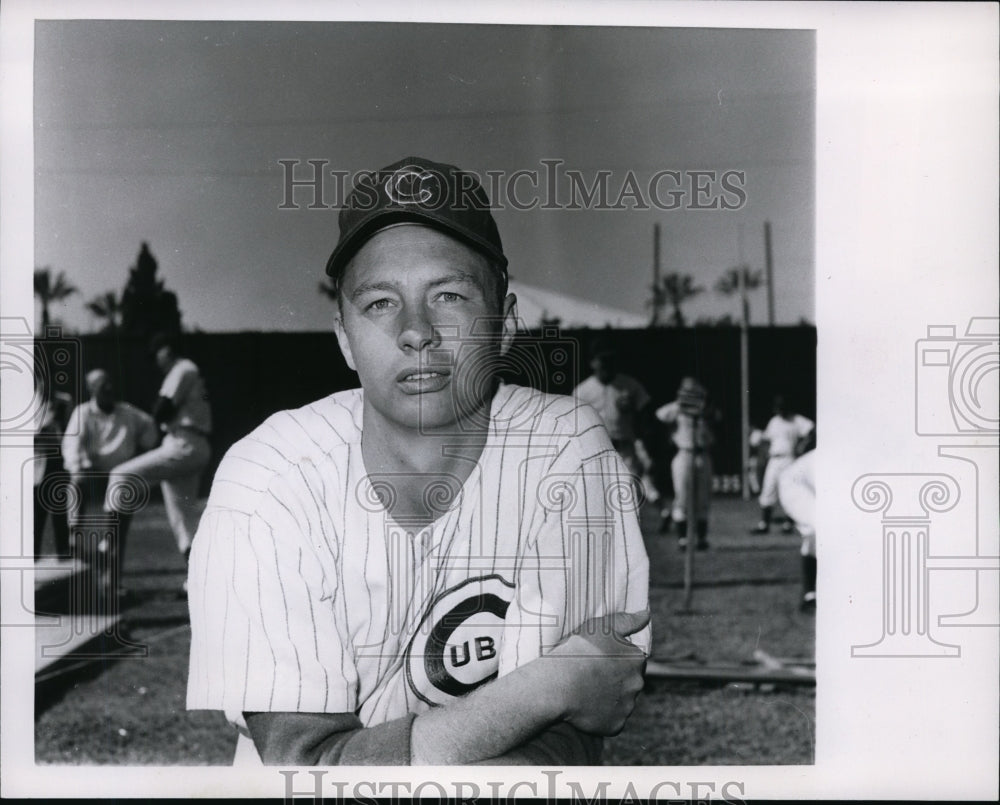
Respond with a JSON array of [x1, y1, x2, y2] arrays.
[[750, 395, 814, 534], [186, 157, 650, 766], [61, 368, 158, 596], [573, 341, 654, 490], [33, 371, 73, 559], [747, 428, 766, 497], [107, 333, 212, 583], [778, 447, 817, 612], [655, 377, 718, 550]]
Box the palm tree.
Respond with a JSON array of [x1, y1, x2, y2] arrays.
[[86, 291, 123, 333], [715, 265, 763, 324], [34, 267, 78, 330], [648, 272, 704, 327]]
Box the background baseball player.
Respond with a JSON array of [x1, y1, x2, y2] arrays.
[[747, 427, 766, 497], [750, 395, 814, 535], [33, 371, 73, 560], [107, 333, 212, 591], [186, 157, 650, 766], [573, 340, 655, 496], [655, 377, 719, 550], [778, 445, 817, 612], [61, 368, 158, 597]]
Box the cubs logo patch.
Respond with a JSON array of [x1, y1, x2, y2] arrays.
[[384, 166, 440, 206], [405, 575, 514, 706]]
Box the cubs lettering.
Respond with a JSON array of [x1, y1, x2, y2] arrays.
[[405, 575, 514, 706]]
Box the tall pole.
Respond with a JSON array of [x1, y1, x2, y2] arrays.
[[651, 223, 661, 326], [764, 220, 775, 326], [738, 225, 751, 500]]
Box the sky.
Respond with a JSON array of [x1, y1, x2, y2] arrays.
[[33, 21, 814, 333]]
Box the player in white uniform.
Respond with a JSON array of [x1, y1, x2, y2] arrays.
[[187, 157, 650, 766], [750, 395, 814, 534], [655, 377, 718, 550], [573, 343, 654, 497], [107, 334, 212, 569], [778, 447, 816, 612], [62, 369, 158, 595]]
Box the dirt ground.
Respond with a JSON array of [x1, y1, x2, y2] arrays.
[[34, 495, 814, 766]]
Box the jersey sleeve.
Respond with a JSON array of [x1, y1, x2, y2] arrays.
[[159, 360, 194, 404], [60, 405, 87, 473], [762, 416, 777, 441], [497, 404, 651, 675], [655, 401, 678, 424], [186, 445, 358, 729], [628, 376, 651, 411]]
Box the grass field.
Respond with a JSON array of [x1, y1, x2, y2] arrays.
[[35, 495, 814, 766]]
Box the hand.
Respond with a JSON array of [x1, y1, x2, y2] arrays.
[[543, 610, 650, 736]]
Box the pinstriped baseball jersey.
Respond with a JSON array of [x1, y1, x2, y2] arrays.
[[186, 382, 650, 742]]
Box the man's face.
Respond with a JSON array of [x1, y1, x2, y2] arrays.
[[334, 225, 516, 433], [155, 346, 173, 373], [90, 375, 114, 410], [592, 354, 616, 385]]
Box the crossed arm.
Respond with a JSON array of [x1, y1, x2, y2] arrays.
[[244, 611, 649, 766]]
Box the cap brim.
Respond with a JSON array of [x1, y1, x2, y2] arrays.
[[326, 208, 508, 279]]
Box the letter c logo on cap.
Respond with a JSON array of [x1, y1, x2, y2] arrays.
[[385, 166, 439, 206]]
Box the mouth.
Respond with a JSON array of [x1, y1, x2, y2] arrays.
[[396, 367, 452, 394]]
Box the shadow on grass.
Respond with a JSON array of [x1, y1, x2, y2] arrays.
[[642, 675, 814, 694], [36, 650, 135, 719], [123, 614, 190, 631], [124, 566, 188, 577], [651, 576, 798, 590]]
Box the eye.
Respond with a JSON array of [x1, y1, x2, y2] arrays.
[[365, 297, 395, 312], [437, 291, 465, 303]]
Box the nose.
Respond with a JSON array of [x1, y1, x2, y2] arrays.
[[396, 301, 439, 353]]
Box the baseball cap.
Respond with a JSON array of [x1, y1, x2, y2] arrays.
[[325, 156, 508, 286]]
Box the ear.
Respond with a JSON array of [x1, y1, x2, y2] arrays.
[[333, 312, 357, 372], [498, 293, 518, 356]]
